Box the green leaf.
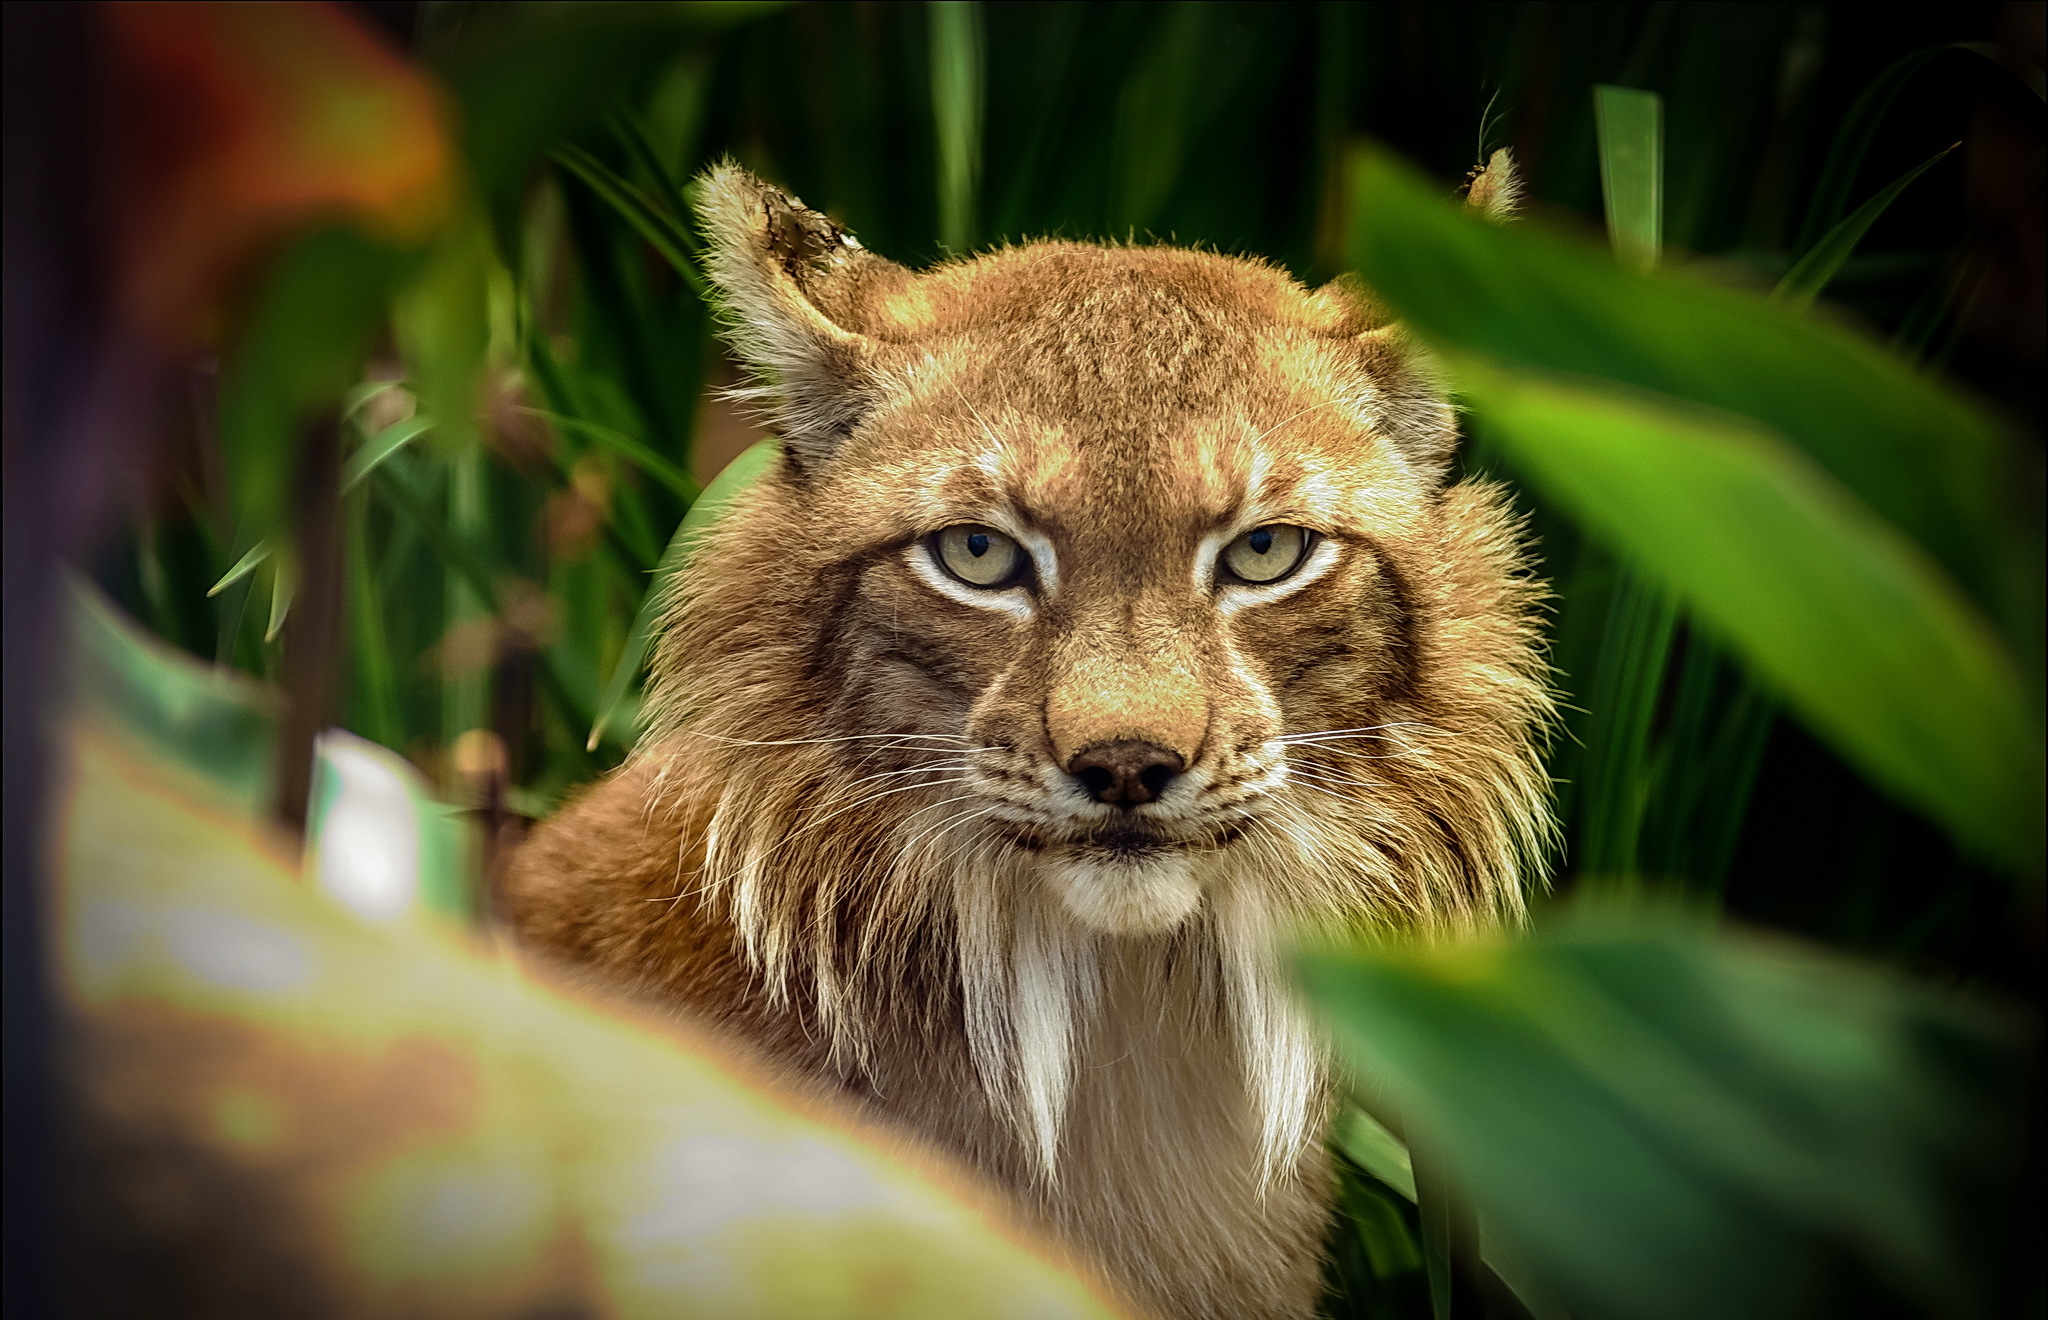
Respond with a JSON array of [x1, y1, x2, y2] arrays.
[[587, 439, 779, 753], [1775, 144, 1956, 307], [341, 414, 436, 492], [1333, 1107, 1416, 1201], [1593, 85, 1662, 271], [263, 552, 295, 643], [1295, 902, 2025, 1320], [1344, 148, 2040, 649], [207, 541, 275, 599], [1451, 354, 2042, 872]]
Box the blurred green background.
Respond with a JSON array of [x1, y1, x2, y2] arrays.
[[66, 2, 2043, 1317]]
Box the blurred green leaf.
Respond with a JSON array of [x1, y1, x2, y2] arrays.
[[587, 438, 778, 752], [428, 4, 780, 243], [70, 576, 279, 815], [217, 227, 420, 546], [394, 212, 495, 457], [1296, 902, 2025, 1320], [1345, 148, 2042, 649], [1593, 85, 1661, 271], [930, 0, 985, 253], [1454, 354, 2042, 872]]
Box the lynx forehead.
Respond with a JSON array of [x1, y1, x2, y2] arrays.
[[514, 159, 1553, 1320]]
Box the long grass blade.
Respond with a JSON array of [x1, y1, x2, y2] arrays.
[[344, 488, 401, 749], [930, 1, 985, 253], [586, 439, 777, 752], [1775, 145, 1956, 307], [341, 414, 436, 492], [208, 540, 273, 598], [532, 409, 697, 503], [1792, 42, 2018, 254], [553, 143, 708, 296], [263, 553, 294, 643]]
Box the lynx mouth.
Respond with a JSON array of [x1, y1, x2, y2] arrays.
[[1075, 823, 1174, 859], [1037, 837, 1202, 935]]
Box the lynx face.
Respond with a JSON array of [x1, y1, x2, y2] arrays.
[[804, 349, 1441, 936]]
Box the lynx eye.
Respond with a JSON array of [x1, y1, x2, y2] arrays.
[[1220, 524, 1310, 584], [933, 524, 1026, 588]]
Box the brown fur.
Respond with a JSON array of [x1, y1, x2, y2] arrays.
[[510, 162, 1554, 1320]]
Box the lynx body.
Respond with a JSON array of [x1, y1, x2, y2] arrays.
[[511, 164, 1552, 1320]]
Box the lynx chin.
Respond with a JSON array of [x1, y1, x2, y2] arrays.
[[510, 156, 1554, 1320]]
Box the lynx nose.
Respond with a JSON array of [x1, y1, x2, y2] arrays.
[[1068, 741, 1185, 807]]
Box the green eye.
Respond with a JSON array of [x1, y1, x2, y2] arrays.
[[1221, 524, 1310, 584], [934, 524, 1026, 588]]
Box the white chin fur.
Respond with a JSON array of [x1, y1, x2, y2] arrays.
[[1040, 849, 1202, 934]]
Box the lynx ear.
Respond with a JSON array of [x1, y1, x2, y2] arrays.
[[694, 162, 903, 472], [1463, 148, 1524, 222], [1308, 276, 1460, 482]]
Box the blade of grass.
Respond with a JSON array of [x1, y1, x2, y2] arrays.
[[530, 408, 697, 504], [1593, 85, 1661, 271], [610, 109, 703, 251], [443, 443, 490, 746], [553, 143, 707, 295], [930, 0, 985, 253], [341, 414, 436, 492], [587, 438, 777, 752], [1793, 42, 2014, 255], [208, 540, 274, 598], [1577, 84, 1675, 882], [1775, 144, 1956, 306], [1572, 570, 1678, 879], [263, 554, 294, 643], [344, 487, 401, 749]]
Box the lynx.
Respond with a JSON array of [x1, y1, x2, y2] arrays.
[[510, 161, 1552, 1320]]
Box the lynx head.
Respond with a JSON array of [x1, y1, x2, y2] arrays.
[[643, 163, 1552, 1177]]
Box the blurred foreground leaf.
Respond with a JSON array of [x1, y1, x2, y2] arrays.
[[1346, 149, 2042, 650], [1346, 148, 2044, 872], [57, 601, 1123, 1319], [1296, 904, 2027, 1320], [1451, 355, 2043, 873], [70, 577, 278, 815]]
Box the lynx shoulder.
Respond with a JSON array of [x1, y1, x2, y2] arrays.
[[509, 161, 1553, 1320]]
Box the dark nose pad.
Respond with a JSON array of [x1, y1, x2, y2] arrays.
[[1067, 741, 1186, 807]]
